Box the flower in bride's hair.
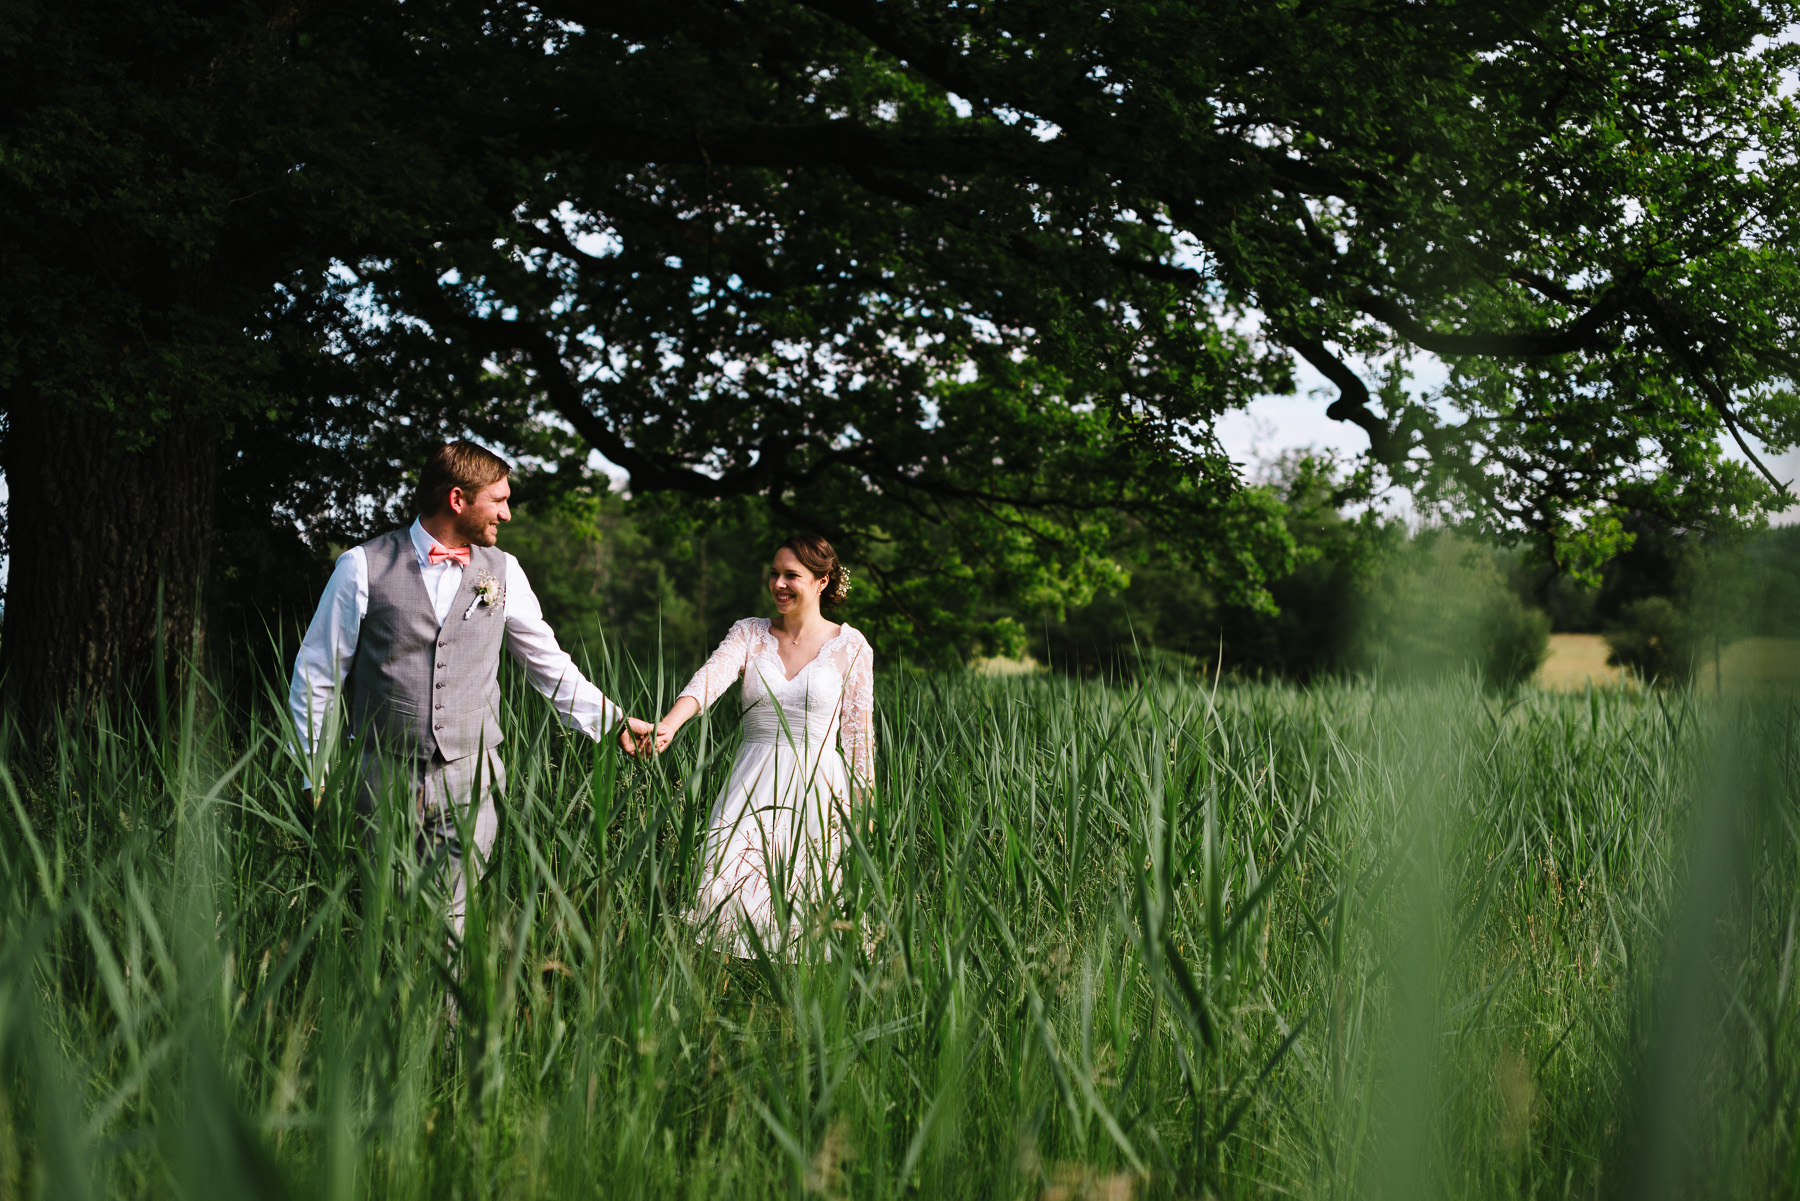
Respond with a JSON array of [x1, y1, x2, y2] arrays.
[[835, 565, 852, 602]]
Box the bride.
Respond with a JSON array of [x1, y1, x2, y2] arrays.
[[645, 535, 874, 956]]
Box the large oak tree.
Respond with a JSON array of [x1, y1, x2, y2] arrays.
[[4, 0, 1797, 726]]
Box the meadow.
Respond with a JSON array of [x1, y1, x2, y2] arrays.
[[0, 660, 1794, 1199]]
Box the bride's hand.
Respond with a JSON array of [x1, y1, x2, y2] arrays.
[[652, 722, 676, 754]]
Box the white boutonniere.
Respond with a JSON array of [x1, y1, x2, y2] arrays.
[[463, 568, 505, 620]]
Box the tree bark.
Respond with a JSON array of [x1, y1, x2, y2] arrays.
[[2, 392, 220, 735]]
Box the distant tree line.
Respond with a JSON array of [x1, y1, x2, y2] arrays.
[[1581, 519, 1800, 685], [1043, 457, 1800, 689], [211, 449, 1799, 695]]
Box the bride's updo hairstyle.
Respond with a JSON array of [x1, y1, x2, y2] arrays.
[[778, 535, 852, 610]]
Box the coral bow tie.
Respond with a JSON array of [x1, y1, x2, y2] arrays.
[[428, 544, 471, 567]]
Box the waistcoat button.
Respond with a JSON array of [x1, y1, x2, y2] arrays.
[[434, 703, 443, 710]]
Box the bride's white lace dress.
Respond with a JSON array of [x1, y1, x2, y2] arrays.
[[676, 618, 875, 955]]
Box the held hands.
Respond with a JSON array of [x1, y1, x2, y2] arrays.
[[616, 716, 678, 757], [617, 716, 658, 757], [625, 721, 676, 757], [632, 697, 697, 758], [618, 697, 696, 757]]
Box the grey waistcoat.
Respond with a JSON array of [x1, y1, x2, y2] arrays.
[[348, 528, 507, 762]]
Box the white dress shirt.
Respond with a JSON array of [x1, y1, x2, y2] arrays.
[[288, 519, 624, 779]]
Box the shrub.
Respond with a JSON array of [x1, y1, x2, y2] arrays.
[[1604, 595, 1696, 683], [1352, 533, 1551, 691], [1481, 590, 1554, 691]]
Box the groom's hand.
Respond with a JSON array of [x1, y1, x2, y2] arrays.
[[618, 716, 657, 756]]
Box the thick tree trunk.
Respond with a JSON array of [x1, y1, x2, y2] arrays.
[[2, 393, 220, 735]]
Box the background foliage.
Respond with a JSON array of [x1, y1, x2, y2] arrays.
[[8, 0, 1800, 724], [224, 445, 1791, 694]]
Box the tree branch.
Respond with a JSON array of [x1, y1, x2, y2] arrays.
[[1112, 256, 1204, 286], [791, 0, 990, 102], [541, 118, 1013, 174], [796, 0, 1364, 198], [842, 162, 941, 207], [1641, 295, 1794, 497], [1353, 289, 1623, 357], [530, 0, 749, 48], [1282, 335, 1396, 461], [406, 287, 783, 499]]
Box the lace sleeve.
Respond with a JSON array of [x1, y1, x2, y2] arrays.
[[838, 631, 875, 788], [678, 619, 756, 711]]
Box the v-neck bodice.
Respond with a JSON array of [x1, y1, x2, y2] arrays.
[[755, 618, 853, 683], [677, 616, 877, 784]]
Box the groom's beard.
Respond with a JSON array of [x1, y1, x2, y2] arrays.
[[456, 510, 500, 547]]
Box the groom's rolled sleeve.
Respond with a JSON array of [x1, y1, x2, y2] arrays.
[[500, 555, 625, 738]]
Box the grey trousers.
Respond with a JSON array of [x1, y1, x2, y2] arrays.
[[356, 747, 504, 937]]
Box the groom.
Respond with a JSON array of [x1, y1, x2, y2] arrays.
[[289, 439, 652, 933]]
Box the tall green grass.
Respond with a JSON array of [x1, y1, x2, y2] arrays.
[[0, 661, 1795, 1198]]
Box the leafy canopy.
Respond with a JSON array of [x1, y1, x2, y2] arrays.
[[7, 0, 1800, 652]]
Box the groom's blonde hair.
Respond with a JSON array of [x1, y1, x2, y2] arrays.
[[417, 440, 511, 515]]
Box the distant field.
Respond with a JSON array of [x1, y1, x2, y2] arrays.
[[1538, 633, 1800, 693], [1537, 633, 1628, 691], [1711, 636, 1800, 693], [1, 670, 1795, 1198], [970, 653, 1045, 676]]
